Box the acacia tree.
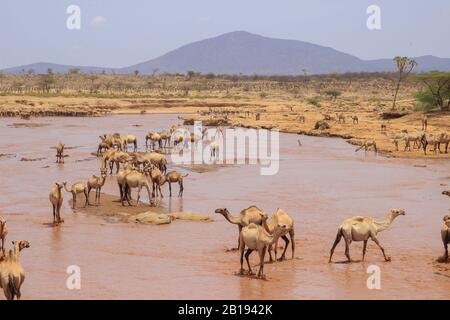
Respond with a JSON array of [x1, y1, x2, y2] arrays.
[[414, 72, 450, 111], [392, 56, 417, 110]]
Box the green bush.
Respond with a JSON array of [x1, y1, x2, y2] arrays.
[[306, 97, 321, 107]]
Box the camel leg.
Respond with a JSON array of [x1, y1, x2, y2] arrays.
[[52, 205, 56, 224], [97, 187, 102, 205], [371, 236, 391, 262], [168, 182, 172, 197], [146, 185, 153, 206], [118, 183, 124, 202], [83, 190, 88, 208], [72, 194, 76, 209], [257, 247, 266, 279], [362, 240, 368, 261], [278, 235, 290, 261], [245, 249, 254, 275], [444, 242, 448, 261], [179, 181, 183, 197], [344, 237, 351, 262], [268, 244, 274, 262], [136, 186, 142, 206], [329, 230, 342, 263], [237, 225, 243, 250], [239, 241, 245, 275], [289, 229, 295, 259]]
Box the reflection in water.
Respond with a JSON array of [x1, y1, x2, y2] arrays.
[[0, 114, 449, 299]]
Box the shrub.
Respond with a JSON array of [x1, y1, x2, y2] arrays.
[[306, 97, 321, 107]]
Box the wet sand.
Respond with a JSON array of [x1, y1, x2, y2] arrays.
[[0, 114, 449, 300]]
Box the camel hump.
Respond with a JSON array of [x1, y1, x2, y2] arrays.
[[352, 216, 366, 222], [241, 205, 262, 215]]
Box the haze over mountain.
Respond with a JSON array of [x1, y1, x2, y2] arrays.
[[3, 31, 450, 75]]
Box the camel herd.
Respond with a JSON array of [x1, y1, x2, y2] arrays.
[[0, 120, 449, 299]]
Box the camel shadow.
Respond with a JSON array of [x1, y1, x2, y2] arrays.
[[42, 221, 63, 228], [233, 272, 268, 281]]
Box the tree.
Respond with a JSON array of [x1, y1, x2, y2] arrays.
[[186, 70, 195, 81], [151, 68, 159, 77], [68, 68, 80, 75], [324, 89, 342, 101], [392, 56, 417, 110], [134, 70, 139, 76], [414, 71, 450, 111], [39, 74, 55, 93]]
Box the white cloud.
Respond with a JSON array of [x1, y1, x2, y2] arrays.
[[90, 16, 107, 28]]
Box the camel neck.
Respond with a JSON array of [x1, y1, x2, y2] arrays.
[[223, 212, 241, 225], [374, 213, 395, 232]]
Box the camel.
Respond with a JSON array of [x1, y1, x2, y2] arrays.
[[0, 218, 7, 252], [121, 168, 154, 206], [380, 123, 387, 133], [49, 183, 64, 224], [350, 115, 359, 124], [422, 114, 428, 131], [437, 133, 450, 153], [336, 113, 345, 124], [63, 181, 88, 209], [297, 115, 305, 123], [210, 140, 220, 160], [86, 168, 107, 206], [159, 131, 171, 148], [215, 206, 266, 250], [0, 240, 30, 300], [146, 132, 162, 150], [404, 131, 425, 151], [438, 215, 450, 262], [329, 208, 406, 263], [122, 134, 138, 152], [422, 133, 441, 154], [239, 220, 288, 279], [149, 167, 165, 198], [97, 135, 112, 155], [55, 142, 65, 163], [165, 171, 188, 197], [133, 152, 167, 174], [117, 162, 135, 202], [261, 208, 295, 262], [105, 150, 133, 174], [355, 140, 377, 153]]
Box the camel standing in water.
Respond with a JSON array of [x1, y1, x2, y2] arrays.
[[239, 215, 288, 279], [329, 208, 405, 263], [261, 208, 295, 262], [0, 240, 30, 300], [164, 171, 188, 197], [215, 206, 265, 250], [63, 182, 88, 209], [86, 169, 107, 206], [49, 183, 64, 224], [439, 215, 450, 262], [0, 218, 7, 252], [55, 143, 65, 163], [121, 169, 154, 206]]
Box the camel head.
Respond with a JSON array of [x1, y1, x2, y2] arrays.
[[390, 208, 406, 218], [55, 182, 63, 190], [100, 168, 107, 177], [272, 224, 288, 237], [214, 208, 229, 216], [0, 218, 6, 228], [442, 190, 450, 197], [443, 215, 450, 222], [12, 240, 30, 251]]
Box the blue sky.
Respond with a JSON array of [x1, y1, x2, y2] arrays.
[[1, 0, 449, 69]]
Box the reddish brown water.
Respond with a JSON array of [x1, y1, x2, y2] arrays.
[[0, 114, 449, 300]]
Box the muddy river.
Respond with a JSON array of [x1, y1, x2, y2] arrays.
[[0, 114, 449, 300]]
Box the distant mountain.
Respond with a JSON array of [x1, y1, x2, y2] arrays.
[[1, 62, 110, 74], [3, 31, 450, 75]]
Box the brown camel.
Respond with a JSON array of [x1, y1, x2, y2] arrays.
[[49, 183, 64, 224], [149, 167, 165, 198], [122, 134, 138, 152], [0, 240, 30, 300], [350, 115, 359, 124], [86, 168, 107, 206], [239, 219, 288, 279], [117, 162, 135, 202], [0, 218, 7, 252], [63, 181, 88, 209], [121, 168, 154, 206], [438, 215, 450, 262], [165, 171, 188, 197], [261, 208, 295, 262], [329, 208, 405, 263], [146, 132, 162, 150], [55, 142, 65, 163], [215, 206, 266, 250], [355, 140, 377, 153]]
